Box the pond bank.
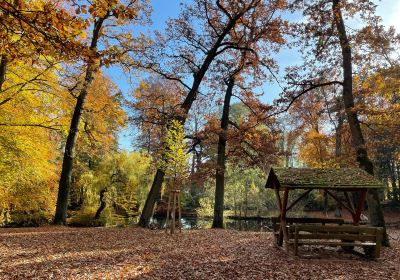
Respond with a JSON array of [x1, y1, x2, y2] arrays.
[[150, 215, 272, 231]]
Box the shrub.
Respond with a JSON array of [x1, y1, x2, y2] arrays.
[[2, 210, 52, 227], [69, 207, 107, 227]]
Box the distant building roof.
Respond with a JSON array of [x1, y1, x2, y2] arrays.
[[265, 168, 384, 190]]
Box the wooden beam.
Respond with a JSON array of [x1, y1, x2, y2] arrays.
[[325, 189, 355, 216], [344, 191, 356, 221], [286, 189, 312, 212], [344, 191, 356, 214]]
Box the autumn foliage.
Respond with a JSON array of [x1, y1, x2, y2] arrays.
[[0, 1, 399, 271]]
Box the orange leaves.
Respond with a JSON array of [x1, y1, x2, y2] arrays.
[[130, 78, 186, 158], [0, 0, 150, 69], [0, 227, 399, 279], [199, 99, 277, 170], [84, 0, 144, 21], [0, 0, 88, 61], [81, 72, 127, 152]]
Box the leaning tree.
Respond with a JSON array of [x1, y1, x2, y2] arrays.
[[136, 0, 288, 228]]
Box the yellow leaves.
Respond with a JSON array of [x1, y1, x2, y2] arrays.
[[69, 150, 152, 226], [139, 80, 149, 91], [353, 68, 400, 154], [298, 130, 336, 168], [0, 57, 70, 221], [133, 81, 151, 99], [0, 127, 58, 220], [305, 130, 325, 140], [79, 31, 88, 40], [9, 33, 21, 43], [134, 89, 142, 99], [160, 119, 189, 184]]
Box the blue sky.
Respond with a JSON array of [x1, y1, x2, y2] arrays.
[[104, 0, 400, 151], [104, 0, 184, 151]]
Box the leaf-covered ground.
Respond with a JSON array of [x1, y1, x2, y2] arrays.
[[0, 227, 399, 279]]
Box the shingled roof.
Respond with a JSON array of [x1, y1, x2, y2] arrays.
[[265, 168, 384, 190]]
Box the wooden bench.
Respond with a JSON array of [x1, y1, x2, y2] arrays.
[[287, 224, 383, 258], [271, 217, 345, 242]]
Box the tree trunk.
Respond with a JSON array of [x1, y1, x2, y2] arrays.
[[138, 15, 241, 228], [390, 161, 399, 201], [94, 188, 107, 219], [189, 116, 200, 207], [212, 78, 234, 228], [53, 17, 105, 225], [190, 148, 198, 206], [138, 169, 165, 227], [396, 163, 400, 202], [334, 106, 343, 217], [0, 55, 7, 91], [234, 196, 237, 216], [244, 183, 249, 219], [332, 0, 389, 246], [335, 109, 343, 160]]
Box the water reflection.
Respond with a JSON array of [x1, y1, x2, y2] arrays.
[[149, 216, 272, 231]]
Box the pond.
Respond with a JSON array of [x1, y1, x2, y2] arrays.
[[148, 216, 273, 231]]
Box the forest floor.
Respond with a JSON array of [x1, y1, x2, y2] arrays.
[[0, 226, 399, 279]]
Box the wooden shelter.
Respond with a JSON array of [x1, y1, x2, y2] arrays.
[[265, 167, 385, 252]]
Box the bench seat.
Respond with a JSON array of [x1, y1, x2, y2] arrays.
[[288, 240, 376, 246], [272, 217, 346, 245], [287, 224, 383, 258]]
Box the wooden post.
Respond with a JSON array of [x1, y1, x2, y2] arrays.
[[166, 190, 182, 234], [354, 190, 367, 225], [281, 188, 290, 252], [274, 189, 284, 246], [165, 192, 171, 233], [178, 191, 182, 232], [171, 191, 176, 234], [294, 225, 299, 256], [375, 228, 382, 258]]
